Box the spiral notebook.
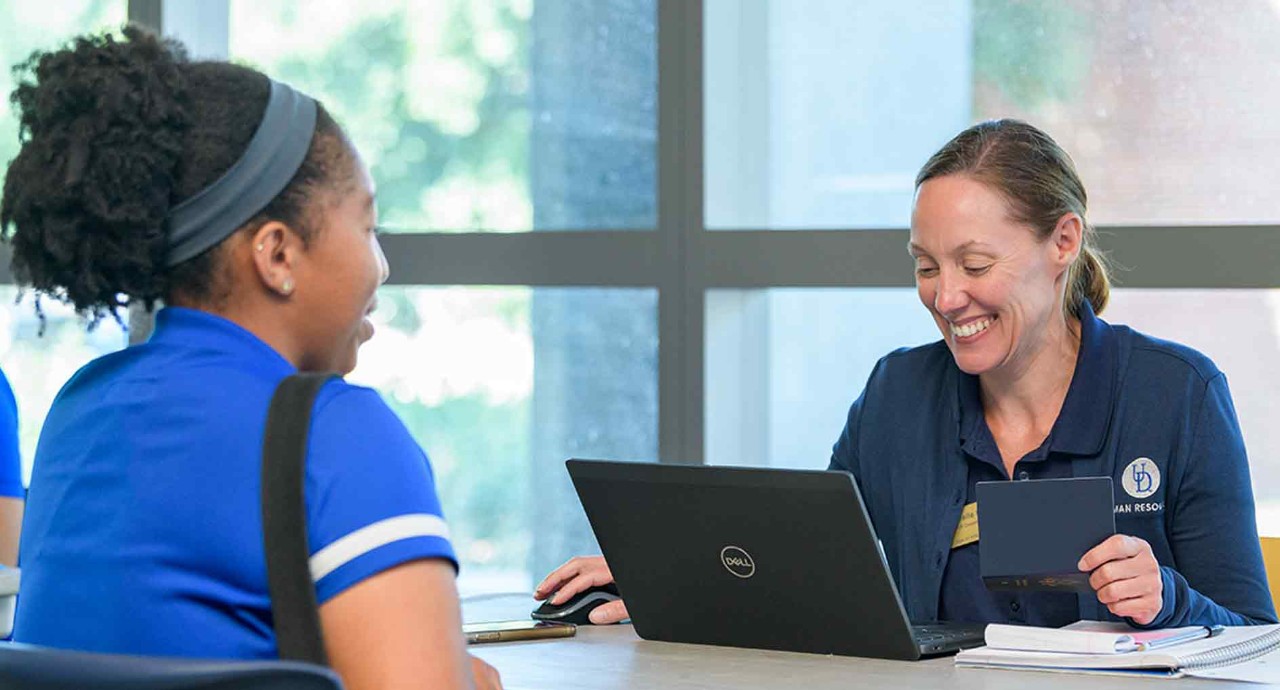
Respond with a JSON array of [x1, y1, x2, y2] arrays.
[[955, 623, 1280, 682]]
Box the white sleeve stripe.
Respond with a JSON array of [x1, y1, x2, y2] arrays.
[[309, 514, 452, 583]]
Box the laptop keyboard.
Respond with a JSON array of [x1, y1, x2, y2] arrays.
[[911, 624, 987, 654]]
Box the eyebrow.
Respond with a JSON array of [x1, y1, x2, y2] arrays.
[[908, 240, 994, 257]]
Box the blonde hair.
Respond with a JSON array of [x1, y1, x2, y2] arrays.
[[916, 119, 1111, 317]]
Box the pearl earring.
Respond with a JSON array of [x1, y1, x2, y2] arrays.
[[255, 243, 265, 252], [281, 278, 294, 295]]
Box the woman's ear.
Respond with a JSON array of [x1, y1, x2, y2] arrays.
[[250, 221, 303, 298], [1051, 212, 1084, 270]]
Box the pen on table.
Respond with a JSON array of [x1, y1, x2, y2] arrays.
[[1134, 624, 1226, 651]]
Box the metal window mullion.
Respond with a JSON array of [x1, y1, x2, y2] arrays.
[[6, 222, 1280, 290], [657, 0, 705, 464], [691, 226, 1280, 289]]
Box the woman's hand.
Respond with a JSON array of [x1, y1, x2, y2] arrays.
[[1078, 534, 1164, 624], [534, 555, 629, 624], [470, 654, 503, 690]]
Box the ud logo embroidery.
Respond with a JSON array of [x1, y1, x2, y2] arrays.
[[1121, 457, 1161, 500]]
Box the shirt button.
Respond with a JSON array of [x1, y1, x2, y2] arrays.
[[1017, 470, 1030, 480]]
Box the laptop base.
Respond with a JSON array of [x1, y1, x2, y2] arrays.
[[911, 623, 987, 656]]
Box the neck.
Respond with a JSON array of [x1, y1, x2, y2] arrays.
[[979, 311, 1081, 433], [168, 294, 307, 370]]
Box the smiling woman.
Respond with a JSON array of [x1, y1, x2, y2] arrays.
[[830, 119, 1275, 630], [547, 120, 1280, 633]]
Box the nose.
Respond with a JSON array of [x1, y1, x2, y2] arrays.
[[933, 268, 969, 317]]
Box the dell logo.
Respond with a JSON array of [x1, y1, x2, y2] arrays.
[[720, 545, 756, 578]]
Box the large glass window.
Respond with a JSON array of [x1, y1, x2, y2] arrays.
[[973, 1, 1280, 225], [348, 286, 658, 594], [704, 0, 969, 229], [706, 0, 1280, 228], [705, 289, 937, 470], [0, 289, 126, 483], [229, 0, 657, 233]]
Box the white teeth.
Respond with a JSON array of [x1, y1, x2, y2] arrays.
[[950, 318, 993, 338]]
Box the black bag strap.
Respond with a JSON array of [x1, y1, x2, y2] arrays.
[[262, 372, 338, 666]]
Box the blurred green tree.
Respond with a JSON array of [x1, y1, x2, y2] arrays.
[[973, 0, 1095, 110]]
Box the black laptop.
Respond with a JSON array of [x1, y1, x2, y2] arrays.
[[566, 459, 986, 660]]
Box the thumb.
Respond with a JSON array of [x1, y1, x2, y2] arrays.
[[587, 599, 629, 625]]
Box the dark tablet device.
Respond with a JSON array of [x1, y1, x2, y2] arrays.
[[977, 476, 1116, 592]]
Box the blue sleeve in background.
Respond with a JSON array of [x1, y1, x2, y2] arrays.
[[0, 369, 22, 499]]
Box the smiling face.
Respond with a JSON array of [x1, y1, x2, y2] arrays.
[[909, 174, 1076, 378]]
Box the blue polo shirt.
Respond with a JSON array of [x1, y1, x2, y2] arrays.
[[15, 307, 457, 658], [937, 307, 1113, 626], [831, 301, 1277, 628], [0, 368, 21, 498]]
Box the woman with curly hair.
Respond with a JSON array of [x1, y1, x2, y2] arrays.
[[2, 26, 500, 690]]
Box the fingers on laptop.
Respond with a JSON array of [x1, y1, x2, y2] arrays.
[[588, 599, 629, 625], [534, 555, 614, 603]]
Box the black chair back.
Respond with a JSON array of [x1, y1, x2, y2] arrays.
[[0, 642, 342, 690]]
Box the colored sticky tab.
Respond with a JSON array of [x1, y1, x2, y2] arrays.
[[952, 501, 979, 549]]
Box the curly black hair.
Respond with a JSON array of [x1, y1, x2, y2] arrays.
[[0, 24, 349, 327]]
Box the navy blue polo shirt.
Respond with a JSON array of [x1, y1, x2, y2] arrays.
[[831, 301, 1276, 628], [935, 313, 1116, 626], [15, 307, 457, 658], [0, 368, 21, 498]]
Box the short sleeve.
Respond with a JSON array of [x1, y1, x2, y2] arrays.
[[0, 370, 22, 498], [303, 383, 457, 604]]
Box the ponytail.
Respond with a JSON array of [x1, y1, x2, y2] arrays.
[[1066, 240, 1111, 318]]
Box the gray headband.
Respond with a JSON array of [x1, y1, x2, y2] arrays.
[[165, 79, 318, 267]]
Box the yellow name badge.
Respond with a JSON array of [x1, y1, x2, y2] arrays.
[[951, 501, 979, 549]]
